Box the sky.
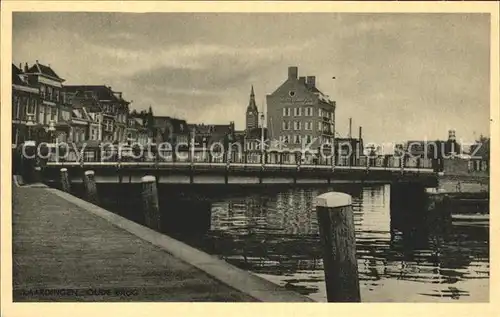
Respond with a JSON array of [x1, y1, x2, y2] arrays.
[[12, 12, 491, 144]]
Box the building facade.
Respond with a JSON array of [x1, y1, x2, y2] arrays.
[[18, 61, 66, 143], [266, 66, 336, 150], [152, 116, 190, 147], [12, 64, 40, 146], [64, 85, 130, 143]]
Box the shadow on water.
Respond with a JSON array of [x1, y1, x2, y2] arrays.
[[65, 182, 489, 302]]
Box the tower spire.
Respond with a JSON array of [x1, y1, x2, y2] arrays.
[[247, 85, 258, 111]]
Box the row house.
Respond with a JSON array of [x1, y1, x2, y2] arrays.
[[64, 89, 103, 144], [125, 116, 150, 146], [152, 116, 190, 147], [11, 64, 39, 146], [190, 122, 236, 147], [12, 61, 67, 145], [64, 85, 130, 143], [23, 61, 66, 140]]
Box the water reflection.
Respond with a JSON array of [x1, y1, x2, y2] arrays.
[[192, 185, 489, 302], [68, 182, 489, 302]]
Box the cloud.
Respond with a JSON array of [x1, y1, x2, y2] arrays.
[[12, 12, 491, 142]]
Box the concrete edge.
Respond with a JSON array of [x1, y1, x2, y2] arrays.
[[47, 187, 315, 302]]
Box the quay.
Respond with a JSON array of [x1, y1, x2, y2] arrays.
[[12, 182, 313, 302]]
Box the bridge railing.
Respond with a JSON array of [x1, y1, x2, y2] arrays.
[[45, 147, 438, 172]]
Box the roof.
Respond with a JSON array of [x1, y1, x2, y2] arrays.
[[66, 90, 102, 112], [12, 64, 25, 86], [153, 116, 189, 134], [64, 85, 129, 104], [26, 62, 64, 81], [12, 64, 39, 90]]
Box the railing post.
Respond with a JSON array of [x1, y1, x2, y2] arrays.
[[141, 175, 161, 231], [60, 167, 71, 193], [314, 192, 360, 302], [83, 170, 99, 204]]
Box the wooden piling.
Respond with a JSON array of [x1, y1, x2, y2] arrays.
[[141, 175, 161, 231], [83, 170, 99, 204], [60, 168, 71, 192], [314, 192, 360, 302]]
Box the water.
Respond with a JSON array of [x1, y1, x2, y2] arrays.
[[71, 183, 489, 302]]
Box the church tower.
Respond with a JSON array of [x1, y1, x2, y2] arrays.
[[245, 85, 259, 131]]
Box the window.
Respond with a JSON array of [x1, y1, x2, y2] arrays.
[[45, 106, 51, 124], [40, 85, 46, 98], [294, 107, 302, 116], [318, 108, 323, 117], [62, 110, 71, 121], [305, 107, 313, 116], [48, 87, 53, 101], [13, 96, 20, 120], [306, 135, 312, 144], [282, 121, 290, 130], [30, 99, 37, 116], [294, 135, 301, 144], [294, 121, 302, 130], [305, 121, 312, 130], [39, 105, 45, 124], [55, 90, 60, 102], [51, 107, 57, 121], [282, 107, 291, 116], [318, 122, 322, 131], [281, 135, 289, 144]]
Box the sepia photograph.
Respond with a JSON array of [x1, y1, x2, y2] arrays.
[[2, 1, 498, 313]]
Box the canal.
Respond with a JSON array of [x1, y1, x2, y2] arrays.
[[69, 182, 489, 302]]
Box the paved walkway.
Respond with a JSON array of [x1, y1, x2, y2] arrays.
[[12, 186, 259, 302]]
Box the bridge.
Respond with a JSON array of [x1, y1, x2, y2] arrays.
[[40, 149, 440, 187]]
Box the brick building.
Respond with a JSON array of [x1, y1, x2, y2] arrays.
[[266, 66, 335, 150], [18, 61, 66, 143], [11, 64, 40, 146]]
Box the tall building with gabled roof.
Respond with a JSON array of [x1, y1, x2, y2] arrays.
[[266, 66, 336, 150]]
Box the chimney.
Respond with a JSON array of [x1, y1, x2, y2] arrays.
[[288, 66, 298, 80], [24, 62, 28, 72], [359, 126, 363, 141], [448, 129, 456, 141], [298, 76, 306, 85], [19, 63, 22, 70], [306, 76, 316, 89]]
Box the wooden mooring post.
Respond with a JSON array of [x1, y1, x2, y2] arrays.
[[83, 170, 99, 204], [60, 168, 71, 192], [141, 175, 161, 231], [314, 192, 361, 302]]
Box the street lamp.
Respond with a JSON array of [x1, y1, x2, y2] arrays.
[[25, 113, 36, 142]]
